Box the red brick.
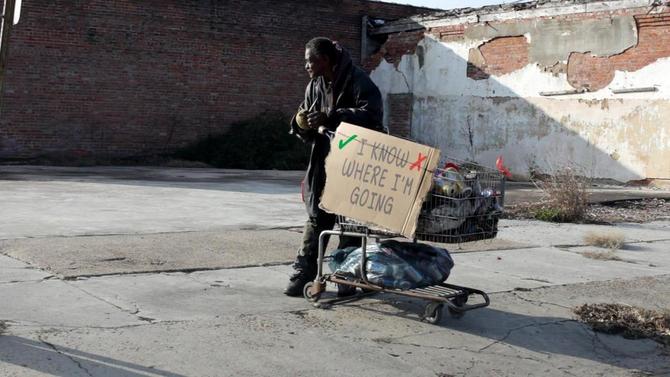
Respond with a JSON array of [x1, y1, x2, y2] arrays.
[[0, 0, 430, 160], [387, 93, 413, 138], [467, 36, 529, 80], [363, 30, 425, 70]]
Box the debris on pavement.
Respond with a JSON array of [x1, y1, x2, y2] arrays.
[[574, 303, 670, 346], [586, 198, 670, 223], [583, 231, 625, 249], [580, 251, 624, 262], [505, 198, 670, 224]]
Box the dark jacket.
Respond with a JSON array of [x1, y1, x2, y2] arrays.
[[290, 45, 384, 217]]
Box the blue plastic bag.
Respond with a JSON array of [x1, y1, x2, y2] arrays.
[[329, 241, 454, 290]]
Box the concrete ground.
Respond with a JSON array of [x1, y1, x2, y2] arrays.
[[1, 166, 669, 377]]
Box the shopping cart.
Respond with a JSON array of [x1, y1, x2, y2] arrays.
[[303, 157, 506, 324]]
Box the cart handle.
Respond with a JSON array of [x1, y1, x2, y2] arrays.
[[319, 127, 335, 140]]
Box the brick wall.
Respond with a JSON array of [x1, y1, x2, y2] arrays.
[[467, 36, 530, 80], [0, 0, 431, 160], [366, 3, 670, 182], [363, 30, 424, 70], [374, 7, 670, 93], [387, 93, 413, 138]]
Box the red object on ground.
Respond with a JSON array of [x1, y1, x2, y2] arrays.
[[496, 156, 512, 178]]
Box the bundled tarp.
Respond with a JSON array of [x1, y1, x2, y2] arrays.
[[329, 240, 454, 290]]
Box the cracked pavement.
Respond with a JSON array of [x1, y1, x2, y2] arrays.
[[1, 166, 669, 376]]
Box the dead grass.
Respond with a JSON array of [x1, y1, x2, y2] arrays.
[[574, 303, 670, 346], [581, 250, 623, 261], [505, 198, 670, 224], [584, 232, 625, 250], [587, 198, 670, 224], [533, 168, 590, 222]]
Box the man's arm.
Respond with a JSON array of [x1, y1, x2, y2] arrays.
[[289, 82, 319, 142]]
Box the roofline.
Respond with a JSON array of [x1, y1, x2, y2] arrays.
[[360, 0, 443, 13], [370, 0, 666, 35]]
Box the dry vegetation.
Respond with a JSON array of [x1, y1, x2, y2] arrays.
[[506, 198, 670, 224], [575, 303, 670, 346], [502, 167, 592, 223], [532, 168, 590, 222], [584, 232, 625, 249], [504, 163, 670, 224]]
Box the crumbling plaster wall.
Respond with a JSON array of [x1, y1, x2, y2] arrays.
[[369, 7, 670, 182]]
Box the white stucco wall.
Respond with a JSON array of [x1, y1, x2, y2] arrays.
[[370, 34, 670, 182]]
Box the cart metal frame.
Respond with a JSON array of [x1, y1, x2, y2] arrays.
[[304, 229, 491, 324], [304, 156, 504, 324]]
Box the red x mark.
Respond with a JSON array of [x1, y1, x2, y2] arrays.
[[409, 153, 427, 171]]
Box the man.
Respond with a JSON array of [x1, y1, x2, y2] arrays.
[[285, 37, 384, 297]]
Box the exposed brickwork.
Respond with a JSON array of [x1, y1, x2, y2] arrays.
[[387, 93, 413, 138], [467, 36, 530, 80], [369, 6, 670, 91], [428, 24, 464, 42], [0, 0, 429, 160], [568, 12, 670, 91], [567, 53, 616, 91], [363, 30, 425, 70]]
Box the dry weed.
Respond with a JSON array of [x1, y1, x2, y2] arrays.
[[532, 167, 590, 222], [584, 232, 625, 250], [574, 303, 670, 345], [0, 321, 6, 336]]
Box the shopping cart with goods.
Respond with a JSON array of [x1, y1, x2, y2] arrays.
[[304, 156, 506, 324]]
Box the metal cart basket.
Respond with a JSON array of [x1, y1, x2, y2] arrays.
[[304, 157, 506, 324]]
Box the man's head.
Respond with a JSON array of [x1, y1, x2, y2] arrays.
[[304, 37, 338, 79]]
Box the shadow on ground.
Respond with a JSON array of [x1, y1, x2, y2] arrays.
[[326, 292, 665, 372], [0, 335, 186, 377], [0, 166, 304, 195]]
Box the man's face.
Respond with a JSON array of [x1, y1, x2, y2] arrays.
[[305, 48, 329, 79]]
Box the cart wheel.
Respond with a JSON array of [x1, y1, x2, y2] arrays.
[[421, 302, 443, 325], [303, 282, 321, 303], [448, 293, 468, 319]]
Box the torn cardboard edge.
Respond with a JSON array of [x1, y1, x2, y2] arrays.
[[404, 146, 439, 237], [319, 123, 440, 239]]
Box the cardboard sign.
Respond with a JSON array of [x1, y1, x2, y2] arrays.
[[320, 123, 440, 238]]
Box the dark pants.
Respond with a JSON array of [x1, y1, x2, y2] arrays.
[[296, 211, 361, 274]]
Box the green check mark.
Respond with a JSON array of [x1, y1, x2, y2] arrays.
[[338, 134, 357, 150]]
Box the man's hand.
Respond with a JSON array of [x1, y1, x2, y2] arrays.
[[307, 111, 328, 128]]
